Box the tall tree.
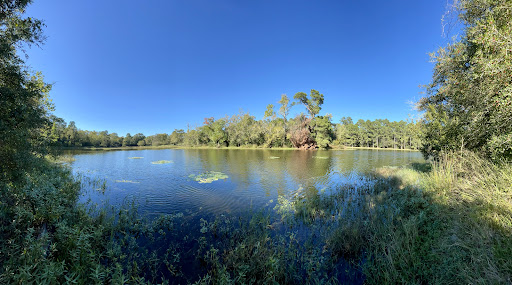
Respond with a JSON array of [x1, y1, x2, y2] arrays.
[[419, 0, 512, 160], [0, 0, 50, 181], [293, 89, 324, 118], [278, 94, 292, 145]]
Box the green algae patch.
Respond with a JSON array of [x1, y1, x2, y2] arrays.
[[151, 160, 173, 164], [128, 157, 144, 159], [189, 171, 228, 183]]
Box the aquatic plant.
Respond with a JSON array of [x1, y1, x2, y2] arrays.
[[114, 180, 140, 183], [189, 171, 228, 183], [151, 160, 173, 164], [128, 157, 144, 159], [269, 156, 280, 159]]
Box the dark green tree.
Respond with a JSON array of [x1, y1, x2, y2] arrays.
[[122, 133, 132, 146], [419, 0, 512, 160], [0, 0, 50, 181]]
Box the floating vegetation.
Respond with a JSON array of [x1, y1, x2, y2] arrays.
[[313, 156, 329, 159], [269, 156, 280, 159], [115, 180, 140, 184], [151, 160, 173, 164], [128, 157, 144, 159], [189, 171, 228, 183]]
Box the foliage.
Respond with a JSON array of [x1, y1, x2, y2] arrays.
[[419, 0, 512, 160], [310, 115, 335, 149], [0, 0, 51, 181], [293, 89, 324, 118]]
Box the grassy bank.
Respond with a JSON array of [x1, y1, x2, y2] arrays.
[[357, 151, 512, 283]]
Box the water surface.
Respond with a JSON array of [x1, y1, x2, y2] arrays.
[[70, 148, 423, 216]]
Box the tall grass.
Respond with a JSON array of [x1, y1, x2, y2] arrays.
[[360, 151, 512, 284]]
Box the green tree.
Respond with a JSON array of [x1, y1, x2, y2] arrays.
[[310, 115, 334, 149], [0, 1, 49, 181], [293, 89, 324, 118], [419, 0, 512, 160], [169, 129, 185, 145], [122, 133, 133, 147], [132, 133, 146, 145], [278, 94, 292, 144]]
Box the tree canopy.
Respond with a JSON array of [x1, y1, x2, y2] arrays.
[[419, 0, 512, 160]]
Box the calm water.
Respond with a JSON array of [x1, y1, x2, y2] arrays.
[[70, 148, 423, 216]]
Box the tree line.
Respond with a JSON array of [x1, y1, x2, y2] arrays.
[[51, 90, 422, 150]]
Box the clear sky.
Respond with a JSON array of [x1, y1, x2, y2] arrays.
[[25, 0, 451, 136]]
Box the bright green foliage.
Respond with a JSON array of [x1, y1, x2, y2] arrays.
[[293, 89, 324, 118], [278, 94, 291, 121], [225, 112, 264, 147], [419, 0, 512, 160], [264, 104, 275, 120], [333, 117, 422, 149], [310, 115, 334, 149], [202, 117, 228, 147], [169, 129, 185, 145]]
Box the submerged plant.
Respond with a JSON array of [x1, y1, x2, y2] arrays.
[[189, 171, 229, 183], [151, 160, 173, 164], [115, 180, 140, 183]]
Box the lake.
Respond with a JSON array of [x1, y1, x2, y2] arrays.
[[70, 148, 424, 216]]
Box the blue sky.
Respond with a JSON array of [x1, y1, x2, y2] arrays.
[[26, 0, 451, 136]]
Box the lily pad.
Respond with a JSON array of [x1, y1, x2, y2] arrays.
[[128, 157, 144, 159], [151, 160, 173, 164], [189, 171, 228, 183]]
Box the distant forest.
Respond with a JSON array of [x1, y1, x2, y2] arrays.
[[50, 91, 422, 150]]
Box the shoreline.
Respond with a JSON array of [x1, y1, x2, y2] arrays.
[[59, 145, 419, 152]]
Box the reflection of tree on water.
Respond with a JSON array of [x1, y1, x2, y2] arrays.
[[286, 150, 333, 185]]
